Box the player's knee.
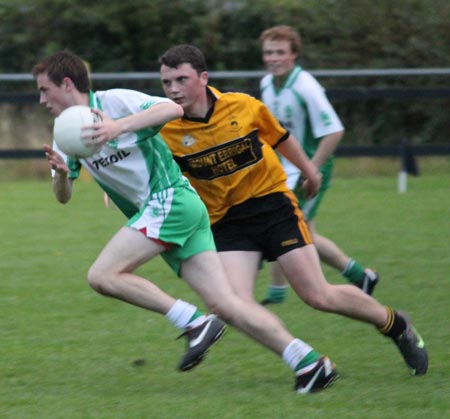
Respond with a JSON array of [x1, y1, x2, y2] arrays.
[[87, 265, 110, 296], [301, 291, 333, 312]]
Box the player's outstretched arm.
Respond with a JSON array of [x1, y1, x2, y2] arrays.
[[87, 102, 183, 145], [43, 144, 72, 204]]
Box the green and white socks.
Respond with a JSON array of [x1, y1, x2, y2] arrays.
[[262, 284, 288, 304], [343, 259, 367, 285], [166, 299, 205, 330], [282, 338, 321, 375]]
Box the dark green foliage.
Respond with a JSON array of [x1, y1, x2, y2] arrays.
[[2, 0, 449, 72], [0, 0, 449, 145]]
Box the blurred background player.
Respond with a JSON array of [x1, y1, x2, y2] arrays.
[[259, 25, 379, 305]]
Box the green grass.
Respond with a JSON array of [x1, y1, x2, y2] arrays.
[[1, 169, 450, 419]]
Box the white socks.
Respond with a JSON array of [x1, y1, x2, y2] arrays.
[[165, 299, 198, 329], [282, 338, 314, 371]]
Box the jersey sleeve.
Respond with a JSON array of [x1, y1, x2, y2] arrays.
[[300, 74, 344, 138], [250, 96, 289, 148], [259, 74, 273, 95], [98, 89, 174, 137]]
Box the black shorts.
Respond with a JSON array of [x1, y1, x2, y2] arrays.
[[211, 192, 312, 261]]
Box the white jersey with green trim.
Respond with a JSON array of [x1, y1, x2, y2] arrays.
[[52, 89, 190, 218], [260, 66, 343, 187]]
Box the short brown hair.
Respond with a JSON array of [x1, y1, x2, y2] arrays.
[[159, 45, 207, 74], [32, 49, 90, 93], [259, 25, 302, 55]]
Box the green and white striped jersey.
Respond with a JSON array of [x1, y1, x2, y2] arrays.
[[260, 66, 343, 188], [53, 89, 190, 218]]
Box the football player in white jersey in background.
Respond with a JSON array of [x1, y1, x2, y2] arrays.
[[259, 25, 379, 305]]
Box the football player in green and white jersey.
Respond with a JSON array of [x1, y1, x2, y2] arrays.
[[259, 26, 379, 305], [33, 50, 348, 392]]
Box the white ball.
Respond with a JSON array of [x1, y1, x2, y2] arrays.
[[53, 105, 102, 158]]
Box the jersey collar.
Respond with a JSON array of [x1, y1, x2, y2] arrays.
[[89, 90, 103, 110], [284, 65, 302, 88], [273, 65, 302, 91], [182, 86, 218, 123]]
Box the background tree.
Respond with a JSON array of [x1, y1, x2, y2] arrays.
[[0, 0, 449, 146]]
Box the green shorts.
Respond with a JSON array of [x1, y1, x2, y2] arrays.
[[127, 185, 216, 275], [294, 162, 333, 221]]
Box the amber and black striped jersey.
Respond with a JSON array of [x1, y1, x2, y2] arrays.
[[161, 86, 291, 224]]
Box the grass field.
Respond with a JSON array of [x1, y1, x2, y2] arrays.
[[1, 164, 449, 418]]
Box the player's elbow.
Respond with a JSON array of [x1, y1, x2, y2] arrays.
[[172, 103, 184, 119], [53, 189, 72, 204], [335, 130, 345, 142], [56, 194, 71, 204]]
